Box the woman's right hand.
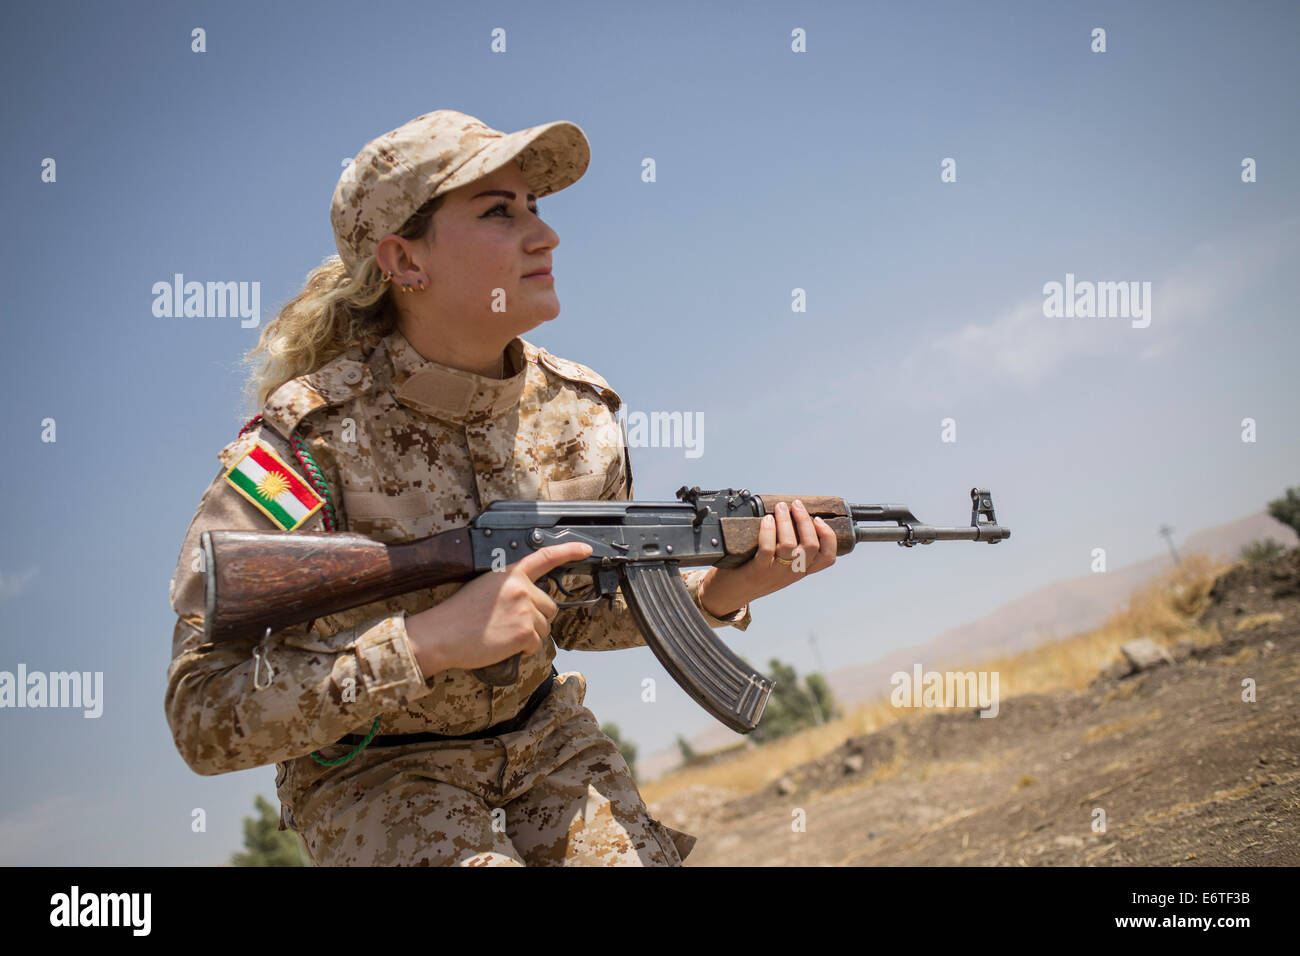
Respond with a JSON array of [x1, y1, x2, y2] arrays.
[[404, 541, 593, 679]]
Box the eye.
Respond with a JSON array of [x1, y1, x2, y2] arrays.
[[483, 202, 540, 218]]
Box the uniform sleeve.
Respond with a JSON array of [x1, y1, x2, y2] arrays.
[[164, 428, 438, 776], [550, 429, 752, 653]]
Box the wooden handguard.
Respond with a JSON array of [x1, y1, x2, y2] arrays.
[[715, 494, 857, 566], [756, 494, 850, 516]]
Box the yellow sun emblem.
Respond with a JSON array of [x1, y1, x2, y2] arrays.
[[256, 471, 291, 500]]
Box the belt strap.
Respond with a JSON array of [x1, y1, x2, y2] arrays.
[[337, 666, 557, 748]]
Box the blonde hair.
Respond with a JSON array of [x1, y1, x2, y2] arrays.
[[241, 193, 446, 413]]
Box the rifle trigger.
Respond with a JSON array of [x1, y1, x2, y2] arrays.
[[545, 569, 576, 597], [546, 569, 606, 609]]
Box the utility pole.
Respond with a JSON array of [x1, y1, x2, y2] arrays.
[[1158, 524, 1181, 566], [807, 630, 826, 726]]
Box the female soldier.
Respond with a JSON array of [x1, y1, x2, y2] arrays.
[[165, 110, 839, 866]]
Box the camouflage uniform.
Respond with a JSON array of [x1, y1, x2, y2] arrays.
[[166, 327, 753, 865]]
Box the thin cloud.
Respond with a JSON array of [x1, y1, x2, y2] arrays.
[[928, 299, 1107, 389], [1154, 217, 1296, 338], [894, 217, 1298, 402]]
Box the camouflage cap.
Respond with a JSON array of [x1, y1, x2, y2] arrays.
[[331, 110, 591, 273]]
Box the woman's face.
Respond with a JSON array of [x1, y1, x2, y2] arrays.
[[411, 160, 562, 338]]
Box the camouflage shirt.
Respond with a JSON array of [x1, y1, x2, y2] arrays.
[[166, 327, 752, 776]]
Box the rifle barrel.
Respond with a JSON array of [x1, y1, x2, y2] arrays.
[[854, 523, 1010, 544]]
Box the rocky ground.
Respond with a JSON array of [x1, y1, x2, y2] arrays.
[[649, 549, 1300, 866]]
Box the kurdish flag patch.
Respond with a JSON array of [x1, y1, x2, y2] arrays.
[[223, 441, 324, 530]]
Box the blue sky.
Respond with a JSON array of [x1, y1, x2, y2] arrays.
[[1, 0, 1297, 865]]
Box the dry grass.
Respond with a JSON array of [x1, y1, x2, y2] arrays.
[[1235, 611, 1284, 632], [961, 553, 1227, 700], [1081, 710, 1163, 743], [641, 551, 1235, 807], [639, 695, 922, 804]]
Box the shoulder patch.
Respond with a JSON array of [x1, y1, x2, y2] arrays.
[[536, 349, 622, 412], [222, 440, 324, 531], [261, 353, 373, 440]]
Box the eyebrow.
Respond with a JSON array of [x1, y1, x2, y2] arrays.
[[472, 190, 537, 202]]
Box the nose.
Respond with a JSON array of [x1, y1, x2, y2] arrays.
[[526, 213, 560, 251]]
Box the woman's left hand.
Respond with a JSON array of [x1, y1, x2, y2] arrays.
[[697, 499, 838, 619]]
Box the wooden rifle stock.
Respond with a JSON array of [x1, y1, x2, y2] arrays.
[[201, 527, 476, 645]]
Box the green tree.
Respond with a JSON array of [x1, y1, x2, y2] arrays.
[[748, 658, 841, 744], [230, 795, 309, 866], [1241, 538, 1287, 563], [676, 733, 697, 766], [805, 672, 837, 724], [1266, 487, 1300, 537], [601, 722, 638, 780]]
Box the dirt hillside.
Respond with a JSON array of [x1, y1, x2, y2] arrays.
[[650, 549, 1300, 866]]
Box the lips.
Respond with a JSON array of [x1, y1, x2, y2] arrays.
[[523, 266, 552, 277]]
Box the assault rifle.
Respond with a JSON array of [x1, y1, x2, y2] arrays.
[[200, 486, 1010, 733]]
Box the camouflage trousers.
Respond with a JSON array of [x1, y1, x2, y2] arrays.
[[277, 671, 694, 866]]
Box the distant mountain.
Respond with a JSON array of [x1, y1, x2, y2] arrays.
[[638, 512, 1297, 782]]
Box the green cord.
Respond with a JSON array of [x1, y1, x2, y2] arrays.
[[310, 715, 382, 767], [290, 429, 340, 530], [290, 430, 378, 767]]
